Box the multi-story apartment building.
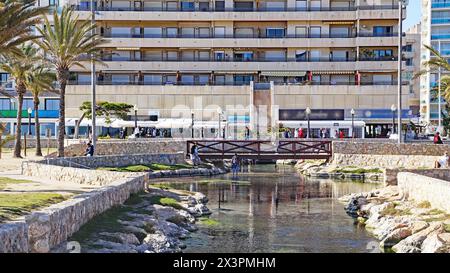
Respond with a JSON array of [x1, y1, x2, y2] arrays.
[[404, 23, 421, 118], [421, 0, 449, 128], [1, 0, 412, 138]]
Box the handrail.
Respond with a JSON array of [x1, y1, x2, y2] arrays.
[[21, 158, 92, 170]]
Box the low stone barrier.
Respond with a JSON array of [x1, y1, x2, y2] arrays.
[[333, 153, 440, 169], [333, 141, 450, 156], [398, 172, 450, 213], [61, 140, 186, 157], [0, 222, 29, 253], [40, 152, 184, 169], [385, 168, 450, 186]]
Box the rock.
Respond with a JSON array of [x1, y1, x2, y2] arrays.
[[392, 222, 445, 253], [143, 232, 179, 253], [98, 232, 140, 245], [421, 232, 450, 253], [380, 227, 412, 248], [410, 221, 429, 234], [87, 239, 138, 253]]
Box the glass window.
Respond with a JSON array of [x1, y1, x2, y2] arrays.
[[49, 0, 57, 6], [310, 26, 321, 38], [22, 99, 33, 110], [143, 51, 162, 61], [181, 27, 195, 38], [214, 51, 225, 61], [199, 1, 210, 11], [166, 27, 178, 38], [266, 28, 285, 38], [215, 1, 225, 11], [214, 75, 225, 84], [295, 0, 307, 10], [165, 75, 177, 84], [181, 51, 195, 61], [181, 75, 195, 84], [295, 50, 307, 61], [45, 99, 60, 110], [234, 1, 253, 11], [198, 27, 210, 38], [112, 74, 130, 84], [214, 27, 225, 38], [111, 27, 132, 38], [181, 1, 195, 11], [144, 27, 162, 38], [295, 27, 307, 38], [234, 75, 253, 84], [0, 98, 11, 110], [78, 73, 91, 84], [166, 1, 177, 11], [143, 74, 162, 84], [373, 26, 393, 37], [198, 51, 210, 61], [234, 52, 254, 61], [198, 75, 209, 84], [166, 51, 178, 61]]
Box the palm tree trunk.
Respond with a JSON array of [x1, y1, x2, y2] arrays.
[[34, 97, 42, 156], [57, 69, 68, 157], [13, 85, 25, 158]]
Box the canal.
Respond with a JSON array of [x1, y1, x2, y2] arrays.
[[156, 164, 380, 253]]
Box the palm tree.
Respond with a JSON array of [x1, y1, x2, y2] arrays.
[[0, 0, 46, 56], [0, 44, 40, 158], [27, 66, 56, 156], [37, 6, 104, 157]]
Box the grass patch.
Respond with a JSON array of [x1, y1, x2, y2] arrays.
[[380, 207, 412, 217], [424, 215, 450, 223], [445, 224, 450, 233], [417, 201, 432, 209], [0, 193, 68, 222], [146, 195, 184, 210], [198, 217, 220, 227], [0, 177, 34, 190], [427, 209, 446, 215], [98, 163, 195, 173]]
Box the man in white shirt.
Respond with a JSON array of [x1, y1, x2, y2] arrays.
[[435, 152, 449, 168]]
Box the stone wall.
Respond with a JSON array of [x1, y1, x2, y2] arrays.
[[3, 138, 58, 149], [0, 222, 29, 253], [333, 154, 440, 169], [384, 168, 450, 186], [61, 140, 186, 157], [398, 172, 450, 213], [40, 152, 184, 169], [333, 141, 450, 156], [22, 162, 134, 186]]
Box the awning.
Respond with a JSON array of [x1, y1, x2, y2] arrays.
[[260, 71, 307, 77]]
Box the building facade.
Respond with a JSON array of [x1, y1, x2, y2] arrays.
[[405, 23, 421, 118], [421, 0, 449, 128], [1, 0, 415, 138]]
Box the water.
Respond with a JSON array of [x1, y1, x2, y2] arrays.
[[156, 164, 381, 253]]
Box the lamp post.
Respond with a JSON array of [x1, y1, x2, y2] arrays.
[[133, 104, 138, 134], [217, 108, 222, 139], [191, 110, 194, 138], [350, 108, 355, 138], [234, 112, 238, 140], [438, 40, 442, 131], [397, 0, 405, 144], [305, 107, 311, 139], [90, 0, 97, 152], [27, 108, 32, 136], [391, 104, 397, 134]]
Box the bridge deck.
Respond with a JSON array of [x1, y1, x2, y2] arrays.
[[187, 140, 332, 160]]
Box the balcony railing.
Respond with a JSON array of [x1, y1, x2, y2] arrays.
[[68, 80, 406, 86], [101, 32, 399, 39], [99, 57, 397, 62], [72, 4, 400, 12]]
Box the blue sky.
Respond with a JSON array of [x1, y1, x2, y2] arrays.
[[404, 0, 421, 30]]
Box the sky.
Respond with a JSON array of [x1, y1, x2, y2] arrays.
[[404, 0, 422, 31]]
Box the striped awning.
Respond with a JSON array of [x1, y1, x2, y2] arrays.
[[260, 71, 307, 77], [312, 71, 355, 75]]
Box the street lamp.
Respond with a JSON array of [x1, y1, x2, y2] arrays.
[[391, 104, 397, 134], [350, 108, 355, 138], [191, 110, 195, 138], [217, 108, 222, 139], [397, 0, 406, 144], [305, 107, 311, 139], [234, 112, 238, 140], [27, 107, 32, 136], [90, 0, 97, 152], [133, 104, 138, 134]]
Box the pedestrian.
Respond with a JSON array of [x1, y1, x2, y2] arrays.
[[299, 128, 304, 138], [339, 130, 345, 139], [190, 142, 197, 165], [434, 132, 443, 144], [245, 126, 250, 140], [231, 153, 239, 178], [84, 141, 94, 157], [435, 152, 449, 168], [294, 128, 299, 138]]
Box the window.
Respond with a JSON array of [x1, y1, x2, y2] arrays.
[[310, 50, 321, 61], [296, 50, 307, 61], [198, 27, 210, 38], [406, 58, 413, 66], [310, 26, 321, 38], [181, 75, 195, 85], [295, 26, 307, 38], [331, 50, 348, 61], [143, 74, 162, 84], [111, 27, 132, 38], [234, 52, 254, 61], [181, 1, 195, 11], [214, 75, 226, 84], [266, 28, 285, 38], [214, 27, 226, 38], [165, 75, 177, 84], [198, 75, 209, 85], [143, 51, 162, 61], [181, 51, 195, 61], [373, 49, 394, 59], [166, 27, 178, 38], [215, 1, 225, 11], [112, 74, 130, 84], [22, 99, 33, 110], [234, 1, 254, 11], [234, 75, 253, 84], [166, 51, 178, 61], [0, 73, 9, 84], [198, 51, 210, 61], [199, 1, 210, 11], [49, 0, 57, 6], [310, 0, 321, 10], [214, 51, 225, 61], [181, 27, 195, 38], [144, 27, 162, 38], [45, 99, 59, 111], [166, 1, 177, 11], [295, 0, 307, 10], [234, 28, 254, 38], [0, 98, 11, 110], [264, 50, 286, 61], [373, 26, 393, 37]]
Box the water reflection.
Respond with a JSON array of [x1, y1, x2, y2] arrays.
[[156, 164, 380, 253]]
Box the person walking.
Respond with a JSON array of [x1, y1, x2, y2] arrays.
[[245, 126, 250, 140], [434, 132, 443, 144], [299, 128, 304, 138], [231, 153, 239, 178], [339, 130, 345, 139]]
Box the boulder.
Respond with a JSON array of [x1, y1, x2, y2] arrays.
[[410, 221, 429, 234], [98, 232, 140, 245], [392, 222, 445, 253], [421, 232, 450, 253], [380, 227, 412, 248]]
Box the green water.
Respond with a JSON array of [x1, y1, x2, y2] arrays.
[[155, 164, 381, 253]]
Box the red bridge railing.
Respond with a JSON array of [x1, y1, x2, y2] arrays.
[[186, 140, 332, 160]]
